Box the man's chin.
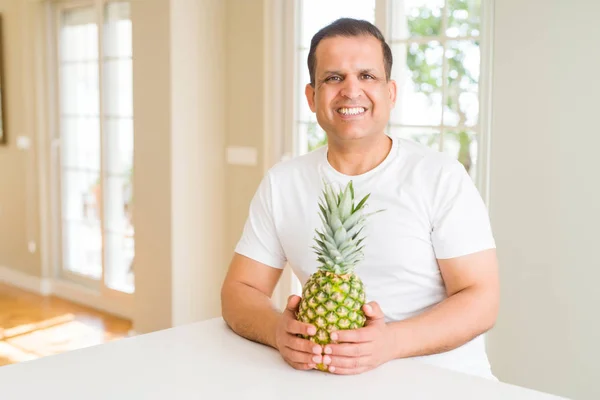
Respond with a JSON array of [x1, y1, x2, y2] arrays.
[[330, 131, 373, 142]]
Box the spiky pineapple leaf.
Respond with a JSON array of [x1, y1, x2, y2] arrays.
[[324, 184, 338, 212], [318, 203, 328, 219], [314, 239, 327, 250], [342, 210, 363, 230], [339, 185, 353, 220], [328, 209, 343, 232], [354, 193, 371, 213], [333, 226, 348, 247]]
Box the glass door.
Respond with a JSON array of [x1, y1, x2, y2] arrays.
[[55, 1, 134, 299]]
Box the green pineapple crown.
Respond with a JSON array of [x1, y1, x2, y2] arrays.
[[312, 180, 383, 275]]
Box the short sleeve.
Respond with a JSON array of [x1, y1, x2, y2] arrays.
[[430, 162, 496, 259], [234, 173, 287, 269]]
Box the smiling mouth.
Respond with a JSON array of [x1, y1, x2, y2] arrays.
[[336, 107, 367, 116]]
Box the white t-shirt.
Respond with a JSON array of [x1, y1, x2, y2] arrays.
[[235, 135, 497, 379]]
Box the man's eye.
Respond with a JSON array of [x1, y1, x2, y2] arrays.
[[326, 76, 341, 82], [362, 74, 374, 80]]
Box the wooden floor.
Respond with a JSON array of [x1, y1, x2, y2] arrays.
[[0, 283, 132, 367]]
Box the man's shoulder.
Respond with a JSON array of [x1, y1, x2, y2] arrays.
[[397, 137, 463, 173], [267, 146, 325, 178]]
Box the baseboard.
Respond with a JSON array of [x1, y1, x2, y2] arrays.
[[51, 279, 133, 320], [0, 265, 51, 295], [0, 265, 133, 321]]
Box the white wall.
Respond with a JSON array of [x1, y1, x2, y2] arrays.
[[487, 1, 600, 399], [132, 0, 227, 333], [170, 0, 226, 325], [0, 0, 43, 278]]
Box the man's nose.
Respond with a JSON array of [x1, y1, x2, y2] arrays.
[[339, 76, 362, 99]]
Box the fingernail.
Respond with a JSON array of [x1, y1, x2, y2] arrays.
[[312, 346, 321, 354], [330, 333, 338, 341], [364, 304, 372, 313], [328, 366, 336, 372], [323, 355, 331, 365], [312, 355, 322, 363], [324, 346, 332, 354], [308, 363, 316, 369], [308, 326, 316, 335]]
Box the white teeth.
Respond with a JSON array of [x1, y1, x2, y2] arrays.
[[338, 107, 365, 115]]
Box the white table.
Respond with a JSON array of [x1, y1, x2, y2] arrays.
[[0, 317, 565, 399]]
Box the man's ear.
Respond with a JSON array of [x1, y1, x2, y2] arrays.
[[388, 79, 397, 108], [305, 83, 316, 112]]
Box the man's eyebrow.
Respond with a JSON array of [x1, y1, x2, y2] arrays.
[[320, 70, 344, 77], [320, 68, 379, 76], [359, 68, 377, 74]]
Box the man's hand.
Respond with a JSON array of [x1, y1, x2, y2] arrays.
[[275, 295, 323, 370], [322, 301, 393, 375]]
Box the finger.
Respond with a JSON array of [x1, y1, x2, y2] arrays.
[[323, 342, 372, 357], [287, 336, 322, 355], [285, 318, 317, 337], [324, 355, 370, 369], [287, 360, 315, 371], [284, 347, 322, 365], [327, 365, 370, 375], [285, 295, 301, 312], [330, 327, 375, 343], [363, 301, 385, 322]]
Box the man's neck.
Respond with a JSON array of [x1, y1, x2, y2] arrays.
[[326, 134, 392, 176]]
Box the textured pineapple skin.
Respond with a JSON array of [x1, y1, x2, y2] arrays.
[[297, 270, 366, 371]]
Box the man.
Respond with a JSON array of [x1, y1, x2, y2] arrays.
[[221, 18, 499, 379]]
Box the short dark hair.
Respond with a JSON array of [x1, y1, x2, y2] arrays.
[[307, 18, 393, 86]]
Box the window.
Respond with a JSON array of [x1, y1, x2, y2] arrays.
[[294, 0, 486, 182], [55, 1, 134, 295]]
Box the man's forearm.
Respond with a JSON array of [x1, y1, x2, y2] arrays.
[[221, 281, 282, 349], [388, 286, 498, 359]]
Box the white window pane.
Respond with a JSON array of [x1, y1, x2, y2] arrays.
[[61, 168, 102, 280], [105, 118, 133, 176], [442, 130, 478, 180], [447, 0, 481, 38], [104, 2, 132, 58], [62, 221, 102, 280], [444, 40, 480, 127], [61, 7, 97, 62], [102, 2, 135, 293], [299, 0, 375, 49], [61, 116, 100, 171], [297, 49, 314, 122], [298, 121, 327, 153], [390, 41, 443, 126], [86, 62, 100, 115], [103, 173, 134, 293], [104, 173, 133, 239], [61, 169, 100, 223], [86, 23, 99, 61], [389, 126, 440, 150], [60, 64, 77, 114], [60, 62, 99, 115], [105, 231, 135, 294], [390, 0, 444, 40], [103, 59, 133, 117]]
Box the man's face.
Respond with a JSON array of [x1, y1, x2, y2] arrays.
[[305, 35, 396, 144]]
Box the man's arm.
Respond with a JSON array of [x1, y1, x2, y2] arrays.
[[387, 248, 499, 358], [221, 253, 321, 371], [221, 253, 283, 349]]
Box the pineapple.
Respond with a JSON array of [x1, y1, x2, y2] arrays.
[[297, 180, 381, 371]]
